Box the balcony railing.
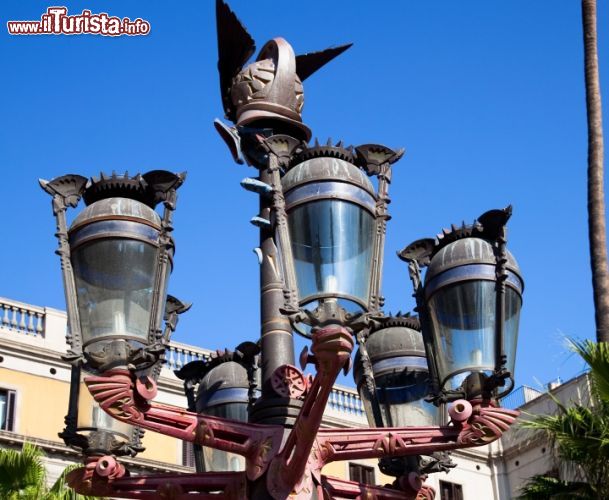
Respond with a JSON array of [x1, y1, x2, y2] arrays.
[[0, 297, 45, 338], [328, 386, 365, 417], [501, 385, 543, 409], [163, 342, 212, 372]]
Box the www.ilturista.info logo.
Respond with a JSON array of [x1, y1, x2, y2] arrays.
[[7, 7, 151, 36]]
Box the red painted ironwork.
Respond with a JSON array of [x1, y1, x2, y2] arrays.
[[266, 325, 354, 499], [270, 363, 308, 398], [313, 401, 518, 465], [66, 455, 126, 497], [69, 459, 247, 499], [84, 369, 283, 482], [81, 327, 519, 499]]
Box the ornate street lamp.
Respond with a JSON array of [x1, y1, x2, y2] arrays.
[[43, 2, 524, 499], [40, 171, 185, 373], [41, 170, 186, 490], [399, 207, 524, 401]]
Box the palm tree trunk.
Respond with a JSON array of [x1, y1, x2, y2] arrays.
[[582, 0, 609, 343]]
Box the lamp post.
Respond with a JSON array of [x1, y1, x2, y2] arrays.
[[42, 1, 523, 498]]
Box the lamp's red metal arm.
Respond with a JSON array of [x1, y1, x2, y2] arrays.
[[84, 369, 283, 480], [315, 426, 461, 464], [315, 401, 519, 465], [67, 457, 247, 499], [106, 471, 247, 499]]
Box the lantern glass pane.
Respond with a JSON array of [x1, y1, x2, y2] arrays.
[[288, 199, 375, 310], [201, 404, 247, 472], [72, 238, 158, 346], [377, 372, 438, 427], [428, 280, 496, 386], [428, 280, 522, 390], [359, 372, 438, 428], [504, 287, 522, 377]]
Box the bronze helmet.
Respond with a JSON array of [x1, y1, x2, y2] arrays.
[[216, 0, 351, 141], [231, 38, 308, 140]]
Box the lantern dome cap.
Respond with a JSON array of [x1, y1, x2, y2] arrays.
[[196, 361, 250, 411], [353, 316, 426, 386], [425, 237, 521, 285], [70, 197, 162, 232], [282, 155, 374, 196], [365, 320, 425, 362], [291, 141, 356, 165], [81, 170, 186, 209], [199, 361, 249, 392]]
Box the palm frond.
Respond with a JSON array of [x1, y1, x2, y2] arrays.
[[568, 339, 609, 403], [518, 475, 594, 499], [0, 442, 47, 498], [522, 401, 609, 462]]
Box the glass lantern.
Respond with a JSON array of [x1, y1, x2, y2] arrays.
[[196, 361, 250, 472], [282, 155, 377, 314], [423, 236, 524, 397], [42, 171, 183, 374], [68, 197, 169, 371], [354, 318, 438, 428]]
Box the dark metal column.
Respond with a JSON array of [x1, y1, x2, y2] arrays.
[[258, 163, 295, 398]]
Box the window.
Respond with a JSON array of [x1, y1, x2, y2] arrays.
[[349, 463, 375, 485], [182, 440, 196, 468], [440, 480, 463, 500], [0, 389, 16, 432]]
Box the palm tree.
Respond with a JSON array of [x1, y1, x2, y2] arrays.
[[0, 442, 101, 500], [0, 442, 46, 499], [582, 0, 609, 343], [518, 340, 609, 499]]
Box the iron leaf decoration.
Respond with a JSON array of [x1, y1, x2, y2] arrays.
[[39, 174, 88, 211], [476, 205, 512, 242], [398, 238, 435, 267], [354, 144, 404, 176]]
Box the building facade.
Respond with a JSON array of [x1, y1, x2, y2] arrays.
[[0, 295, 590, 498]]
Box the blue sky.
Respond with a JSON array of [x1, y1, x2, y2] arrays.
[[1, 0, 607, 391]]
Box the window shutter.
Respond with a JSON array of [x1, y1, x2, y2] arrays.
[[6, 391, 15, 431]]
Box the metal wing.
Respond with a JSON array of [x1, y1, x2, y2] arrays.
[[216, 0, 256, 121], [295, 43, 353, 81]]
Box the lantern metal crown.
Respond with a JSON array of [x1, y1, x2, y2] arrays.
[[40, 2, 523, 498]]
